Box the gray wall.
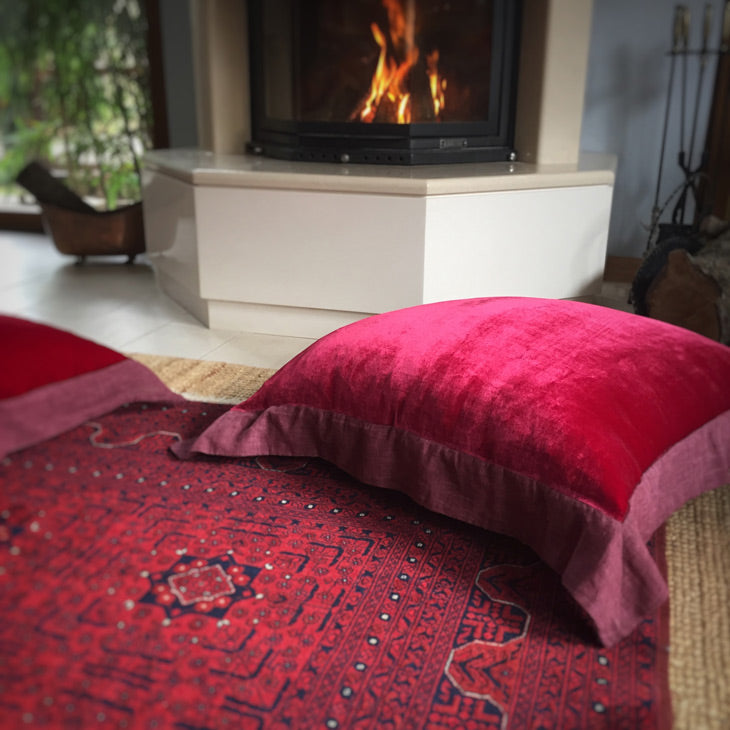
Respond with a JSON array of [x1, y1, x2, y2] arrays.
[[581, 0, 725, 257], [158, 0, 198, 148], [159, 0, 726, 259]]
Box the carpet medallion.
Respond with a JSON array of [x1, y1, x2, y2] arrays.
[[0, 401, 670, 729]]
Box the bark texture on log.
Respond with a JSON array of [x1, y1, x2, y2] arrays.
[[16, 162, 96, 214], [646, 226, 730, 344]]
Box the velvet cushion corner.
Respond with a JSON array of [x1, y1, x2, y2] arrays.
[[1, 315, 185, 457]]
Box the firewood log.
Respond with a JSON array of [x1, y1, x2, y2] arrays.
[[16, 161, 96, 214], [646, 226, 730, 344]]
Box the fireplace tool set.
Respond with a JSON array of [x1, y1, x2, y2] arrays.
[[648, 1, 729, 252], [630, 1, 730, 315]]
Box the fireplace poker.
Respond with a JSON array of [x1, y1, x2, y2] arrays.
[[651, 5, 689, 248], [686, 4, 714, 171], [674, 3, 715, 225]]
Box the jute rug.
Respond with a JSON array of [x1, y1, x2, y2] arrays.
[[132, 353, 730, 730], [131, 353, 276, 404]]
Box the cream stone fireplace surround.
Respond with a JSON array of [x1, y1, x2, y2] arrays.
[[142, 0, 615, 339]]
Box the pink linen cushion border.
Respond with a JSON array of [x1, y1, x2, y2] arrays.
[[173, 297, 730, 646], [177, 403, 729, 647], [1, 315, 185, 458]]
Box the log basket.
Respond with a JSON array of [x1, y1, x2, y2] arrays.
[[16, 161, 146, 265], [40, 201, 146, 265]]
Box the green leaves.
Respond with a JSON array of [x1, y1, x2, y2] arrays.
[[0, 0, 152, 209]]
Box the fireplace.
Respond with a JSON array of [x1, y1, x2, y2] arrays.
[[247, 0, 521, 165], [143, 0, 615, 340]]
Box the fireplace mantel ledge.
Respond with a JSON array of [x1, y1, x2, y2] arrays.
[[142, 147, 615, 339], [144, 149, 615, 196]]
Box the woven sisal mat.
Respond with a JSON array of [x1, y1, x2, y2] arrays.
[[131, 353, 275, 404], [132, 353, 730, 730], [666, 484, 730, 729]]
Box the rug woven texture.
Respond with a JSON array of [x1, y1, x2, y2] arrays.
[[132, 353, 730, 730]]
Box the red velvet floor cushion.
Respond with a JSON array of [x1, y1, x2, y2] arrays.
[[175, 297, 730, 646], [1, 314, 184, 458]]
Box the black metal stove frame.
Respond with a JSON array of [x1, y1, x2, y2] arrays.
[[247, 0, 522, 165]]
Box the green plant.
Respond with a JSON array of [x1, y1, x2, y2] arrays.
[[0, 0, 153, 210]]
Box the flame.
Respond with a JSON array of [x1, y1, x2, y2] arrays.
[[384, 0, 411, 49], [426, 50, 446, 117], [354, 0, 446, 124]]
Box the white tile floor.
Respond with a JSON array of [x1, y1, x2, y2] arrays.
[[1, 229, 633, 369], [0, 230, 316, 368]]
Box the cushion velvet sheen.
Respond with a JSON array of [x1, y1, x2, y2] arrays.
[[1, 314, 184, 458], [174, 297, 730, 646]]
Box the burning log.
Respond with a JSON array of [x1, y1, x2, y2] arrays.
[[350, 0, 447, 124]]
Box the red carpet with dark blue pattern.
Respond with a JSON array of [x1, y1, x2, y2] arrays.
[[0, 401, 670, 729]]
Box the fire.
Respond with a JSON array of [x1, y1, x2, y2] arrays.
[[353, 0, 446, 124], [359, 21, 417, 123], [426, 50, 446, 118]]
